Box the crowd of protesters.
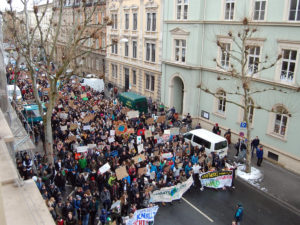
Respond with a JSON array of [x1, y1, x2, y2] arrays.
[[12, 73, 242, 225]]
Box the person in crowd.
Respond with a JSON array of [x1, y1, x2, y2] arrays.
[[256, 145, 264, 167], [251, 136, 260, 158], [212, 123, 221, 135], [234, 203, 244, 225]]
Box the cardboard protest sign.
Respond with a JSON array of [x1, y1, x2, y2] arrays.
[[81, 93, 87, 98], [87, 144, 97, 149], [121, 107, 130, 114], [115, 166, 129, 180], [70, 123, 78, 130], [154, 151, 160, 156], [178, 163, 183, 168], [71, 92, 75, 98], [98, 163, 111, 174], [115, 123, 128, 136], [110, 200, 121, 210], [58, 104, 63, 109], [127, 128, 135, 134], [66, 136, 76, 143], [180, 127, 187, 134], [93, 105, 99, 111], [144, 130, 152, 139], [60, 125, 67, 131], [164, 130, 171, 135], [59, 113, 68, 120], [137, 144, 144, 154], [170, 127, 180, 135], [146, 117, 154, 125], [126, 110, 139, 119], [138, 167, 147, 176], [108, 137, 115, 143], [137, 136, 142, 145], [157, 116, 166, 123], [77, 146, 88, 153], [133, 154, 146, 164]]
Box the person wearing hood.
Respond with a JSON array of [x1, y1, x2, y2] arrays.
[[234, 203, 244, 225], [100, 209, 108, 225]]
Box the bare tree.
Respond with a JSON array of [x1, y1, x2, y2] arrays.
[[4, 0, 111, 164], [197, 18, 293, 173]]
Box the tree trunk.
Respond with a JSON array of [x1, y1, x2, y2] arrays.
[[44, 112, 54, 165], [243, 93, 251, 173]]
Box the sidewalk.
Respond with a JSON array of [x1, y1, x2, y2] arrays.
[[227, 145, 300, 215]]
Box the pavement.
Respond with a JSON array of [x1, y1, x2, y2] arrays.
[[226, 144, 300, 215]]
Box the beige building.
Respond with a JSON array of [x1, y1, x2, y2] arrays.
[[106, 0, 163, 101]]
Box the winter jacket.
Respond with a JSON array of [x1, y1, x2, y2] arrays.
[[235, 206, 244, 222], [256, 148, 264, 159]]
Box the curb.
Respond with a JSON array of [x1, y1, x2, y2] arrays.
[[236, 176, 300, 217]]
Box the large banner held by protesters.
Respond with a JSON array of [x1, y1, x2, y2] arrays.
[[149, 176, 193, 203], [126, 205, 159, 225], [200, 171, 233, 189]]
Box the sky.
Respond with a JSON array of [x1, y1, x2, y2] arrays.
[[0, 0, 52, 12]]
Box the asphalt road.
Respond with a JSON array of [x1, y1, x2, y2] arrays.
[[154, 179, 300, 225]]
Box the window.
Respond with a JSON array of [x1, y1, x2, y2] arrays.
[[101, 36, 106, 49], [133, 13, 137, 30], [247, 98, 254, 124], [176, 0, 189, 20], [289, 0, 300, 21], [124, 42, 129, 57], [225, 0, 235, 20], [111, 64, 118, 78], [112, 14, 118, 29], [192, 135, 211, 149], [145, 74, 155, 91], [132, 69, 136, 85], [214, 141, 227, 150], [111, 41, 118, 54], [132, 41, 137, 58], [175, 39, 186, 63], [184, 133, 192, 140], [280, 49, 297, 82], [273, 106, 288, 136], [216, 90, 226, 113], [253, 0, 266, 20], [146, 13, 156, 31], [220, 43, 230, 70], [125, 14, 129, 30], [248, 46, 260, 74], [146, 43, 156, 62]]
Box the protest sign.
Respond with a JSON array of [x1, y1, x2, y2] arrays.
[[146, 118, 154, 125], [164, 130, 171, 135], [127, 110, 139, 119], [156, 116, 166, 124], [144, 130, 152, 139], [150, 176, 193, 203], [138, 167, 147, 176], [115, 123, 128, 136], [162, 153, 173, 159], [127, 128, 135, 134], [58, 104, 63, 109], [77, 146, 88, 153], [60, 125, 67, 131], [71, 92, 75, 98], [66, 136, 76, 143], [111, 200, 121, 210], [162, 134, 170, 142], [87, 144, 97, 149], [83, 125, 91, 130], [137, 144, 144, 154], [70, 123, 78, 130], [200, 171, 233, 189], [110, 130, 116, 136], [108, 137, 115, 143], [116, 166, 129, 180], [137, 136, 142, 145], [81, 93, 87, 98], [133, 154, 146, 164], [98, 163, 111, 174], [126, 206, 159, 225], [59, 113, 68, 120], [180, 127, 187, 134], [170, 127, 180, 135], [93, 105, 99, 111]]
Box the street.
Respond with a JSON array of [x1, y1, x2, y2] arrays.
[[154, 179, 300, 225]]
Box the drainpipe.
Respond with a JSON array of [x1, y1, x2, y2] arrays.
[[197, 0, 206, 119]]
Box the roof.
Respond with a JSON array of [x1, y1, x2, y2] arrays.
[[189, 129, 227, 143], [119, 92, 147, 101], [23, 104, 46, 110]]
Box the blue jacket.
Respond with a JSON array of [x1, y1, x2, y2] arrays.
[[191, 155, 198, 165], [185, 164, 192, 177], [235, 206, 244, 221], [256, 148, 263, 159]]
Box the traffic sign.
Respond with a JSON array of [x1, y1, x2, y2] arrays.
[[240, 122, 247, 128]]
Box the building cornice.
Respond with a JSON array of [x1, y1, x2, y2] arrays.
[[162, 60, 300, 91], [164, 20, 300, 27]]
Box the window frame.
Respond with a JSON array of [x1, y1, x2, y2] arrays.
[[133, 13, 138, 30], [124, 41, 129, 57], [224, 0, 235, 20], [252, 0, 267, 21], [272, 106, 289, 137], [132, 69, 137, 85], [111, 64, 118, 79], [215, 89, 226, 115], [288, 0, 300, 21], [247, 46, 261, 75], [145, 73, 155, 92], [146, 12, 157, 32], [125, 13, 129, 30], [174, 39, 186, 63], [112, 14, 118, 29], [280, 49, 297, 82], [145, 42, 156, 63], [132, 40, 137, 59], [176, 0, 189, 20]]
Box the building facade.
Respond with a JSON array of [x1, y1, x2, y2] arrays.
[[54, 0, 107, 78], [161, 0, 300, 173], [106, 0, 163, 101]]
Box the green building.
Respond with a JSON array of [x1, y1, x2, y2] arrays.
[[161, 0, 300, 173]]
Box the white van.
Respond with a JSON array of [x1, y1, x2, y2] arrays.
[[184, 129, 228, 158], [7, 85, 22, 102]]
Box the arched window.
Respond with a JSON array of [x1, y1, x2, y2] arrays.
[[273, 106, 289, 136], [248, 98, 254, 124], [217, 90, 226, 113]]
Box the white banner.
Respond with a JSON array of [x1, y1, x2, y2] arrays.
[[126, 206, 159, 225], [199, 171, 233, 189], [150, 176, 193, 203], [127, 110, 139, 119], [76, 146, 88, 153]]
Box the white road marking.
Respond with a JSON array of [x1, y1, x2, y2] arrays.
[[182, 197, 214, 223]]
